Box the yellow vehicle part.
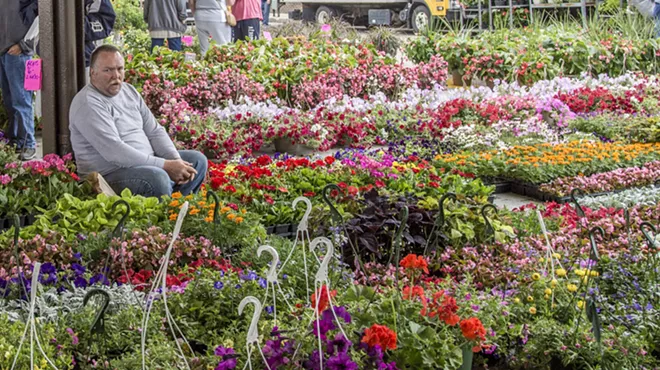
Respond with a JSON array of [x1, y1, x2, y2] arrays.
[[424, 0, 448, 16]]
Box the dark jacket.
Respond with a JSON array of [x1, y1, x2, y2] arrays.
[[0, 0, 37, 55], [17, 0, 116, 66]]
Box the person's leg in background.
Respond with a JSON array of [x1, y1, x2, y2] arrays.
[[233, 20, 245, 42], [151, 38, 165, 53], [655, 2, 660, 38], [1, 53, 35, 158], [206, 22, 232, 48], [262, 0, 271, 25], [246, 18, 260, 40], [0, 54, 17, 147], [195, 21, 213, 55], [175, 150, 208, 195], [167, 37, 182, 51]]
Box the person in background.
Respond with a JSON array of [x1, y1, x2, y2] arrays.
[[190, 0, 235, 55], [261, 0, 271, 26], [233, 0, 262, 41], [69, 45, 207, 199], [655, 0, 660, 38], [0, 0, 39, 160], [144, 0, 187, 52], [20, 0, 116, 79]]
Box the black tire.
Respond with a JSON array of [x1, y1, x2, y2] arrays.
[[315, 6, 336, 24], [411, 5, 431, 33]]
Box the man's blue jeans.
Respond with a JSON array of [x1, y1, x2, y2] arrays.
[[150, 37, 182, 52], [0, 53, 36, 149], [655, 2, 660, 38], [262, 1, 271, 25], [103, 150, 208, 199]]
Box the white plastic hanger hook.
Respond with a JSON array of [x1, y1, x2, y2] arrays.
[[141, 201, 192, 370], [293, 197, 312, 232], [310, 237, 333, 283], [257, 245, 280, 283], [238, 296, 272, 370]]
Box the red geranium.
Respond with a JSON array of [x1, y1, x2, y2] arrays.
[[310, 285, 337, 314], [400, 254, 429, 274], [362, 324, 397, 350], [460, 317, 487, 343]]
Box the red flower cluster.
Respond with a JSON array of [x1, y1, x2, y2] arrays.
[[555, 87, 642, 115], [310, 285, 337, 314], [362, 324, 397, 351], [426, 290, 460, 326], [400, 254, 429, 274], [460, 317, 487, 352]]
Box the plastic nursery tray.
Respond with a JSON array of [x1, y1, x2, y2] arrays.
[[0, 214, 37, 232], [508, 181, 656, 203], [480, 177, 512, 194], [265, 223, 299, 239]]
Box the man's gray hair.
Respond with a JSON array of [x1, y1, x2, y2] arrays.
[[90, 44, 122, 69]]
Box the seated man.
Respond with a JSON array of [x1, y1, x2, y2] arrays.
[[69, 44, 207, 198]]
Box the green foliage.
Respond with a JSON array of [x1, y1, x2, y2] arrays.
[[365, 27, 402, 57], [110, 0, 147, 32], [568, 114, 660, 143]]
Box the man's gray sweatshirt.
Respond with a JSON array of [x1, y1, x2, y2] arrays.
[[69, 83, 181, 178], [0, 0, 37, 55], [143, 0, 187, 33]]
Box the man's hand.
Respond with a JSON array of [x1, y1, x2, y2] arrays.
[[163, 159, 197, 185], [7, 44, 22, 56]]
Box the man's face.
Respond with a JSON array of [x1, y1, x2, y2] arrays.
[[90, 51, 125, 97]]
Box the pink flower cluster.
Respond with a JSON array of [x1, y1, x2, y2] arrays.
[[539, 160, 660, 197]]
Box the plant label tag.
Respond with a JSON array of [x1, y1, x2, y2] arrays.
[[24, 59, 42, 91], [184, 52, 196, 62], [263, 31, 272, 41], [182, 35, 194, 46]]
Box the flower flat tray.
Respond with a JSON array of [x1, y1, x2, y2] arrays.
[[509, 181, 656, 203], [0, 214, 37, 233]]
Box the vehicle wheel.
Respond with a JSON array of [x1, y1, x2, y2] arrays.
[[315, 6, 336, 24], [411, 5, 431, 33]]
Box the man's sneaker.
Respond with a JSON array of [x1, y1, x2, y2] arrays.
[[86, 172, 117, 196], [19, 148, 37, 161]]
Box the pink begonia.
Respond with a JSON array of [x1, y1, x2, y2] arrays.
[[0, 174, 11, 185]]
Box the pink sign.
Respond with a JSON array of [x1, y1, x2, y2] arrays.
[[321, 24, 332, 33], [24, 59, 41, 91], [182, 35, 194, 46], [263, 31, 272, 41]]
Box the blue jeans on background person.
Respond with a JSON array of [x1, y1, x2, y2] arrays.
[[0, 53, 36, 149], [261, 0, 271, 25], [103, 150, 208, 199], [654, 2, 660, 38], [150, 37, 182, 52]]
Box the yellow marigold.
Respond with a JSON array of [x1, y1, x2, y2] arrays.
[[220, 207, 231, 214], [551, 279, 558, 288], [169, 213, 178, 221], [556, 269, 567, 277], [589, 271, 599, 277], [527, 296, 534, 302], [532, 273, 541, 281], [577, 300, 584, 309], [169, 200, 180, 208], [235, 216, 244, 224], [574, 269, 586, 277], [544, 288, 552, 295], [514, 298, 520, 304], [172, 192, 183, 199], [529, 307, 537, 314], [544, 294, 550, 300], [227, 213, 236, 220], [552, 253, 561, 259], [567, 284, 578, 293]]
